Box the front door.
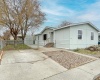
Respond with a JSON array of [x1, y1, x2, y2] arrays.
[[50, 32, 54, 42]]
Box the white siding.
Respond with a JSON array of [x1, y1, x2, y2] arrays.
[[35, 35, 39, 45], [35, 29, 53, 46], [54, 27, 70, 49], [35, 24, 98, 49], [70, 24, 98, 49], [10, 35, 14, 40]]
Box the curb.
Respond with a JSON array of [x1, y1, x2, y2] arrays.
[[93, 73, 100, 80], [64, 50, 98, 60], [0, 51, 4, 64]]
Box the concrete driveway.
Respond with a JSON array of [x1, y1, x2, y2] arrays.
[[0, 49, 100, 80], [0, 50, 67, 80]]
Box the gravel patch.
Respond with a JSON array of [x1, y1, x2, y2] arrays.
[[43, 50, 95, 69]]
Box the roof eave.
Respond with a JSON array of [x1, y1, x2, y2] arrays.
[[54, 22, 100, 32]]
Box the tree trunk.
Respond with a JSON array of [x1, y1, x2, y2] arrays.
[[14, 35, 17, 47], [22, 37, 24, 44]]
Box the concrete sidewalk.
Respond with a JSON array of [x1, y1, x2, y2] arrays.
[[0, 49, 100, 80], [0, 50, 67, 80], [44, 59, 100, 80]]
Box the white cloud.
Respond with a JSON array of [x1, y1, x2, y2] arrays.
[[40, 0, 77, 27], [78, 12, 100, 21], [40, 0, 100, 29], [77, 1, 100, 22], [41, 0, 75, 17], [42, 8, 63, 16]]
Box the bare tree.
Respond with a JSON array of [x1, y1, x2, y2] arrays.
[[0, 0, 45, 43], [58, 21, 72, 28], [3, 30, 10, 40], [19, 0, 45, 42], [0, 0, 21, 40]]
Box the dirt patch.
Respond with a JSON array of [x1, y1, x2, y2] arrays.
[[43, 50, 95, 69]]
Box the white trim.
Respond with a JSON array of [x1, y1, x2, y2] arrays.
[[54, 22, 100, 32], [35, 27, 54, 36]]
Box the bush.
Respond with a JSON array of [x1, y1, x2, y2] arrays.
[[74, 48, 80, 52]]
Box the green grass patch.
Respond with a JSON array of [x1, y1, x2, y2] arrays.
[[3, 44, 32, 50], [74, 49, 100, 54]]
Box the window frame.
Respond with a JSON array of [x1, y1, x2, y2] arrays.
[[78, 30, 82, 40]]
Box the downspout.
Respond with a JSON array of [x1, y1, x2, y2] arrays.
[[54, 30, 56, 48], [69, 27, 70, 49], [37, 35, 39, 49], [86, 25, 87, 48]]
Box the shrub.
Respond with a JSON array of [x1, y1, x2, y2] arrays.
[[74, 48, 80, 52]]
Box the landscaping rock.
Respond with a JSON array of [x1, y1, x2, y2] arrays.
[[97, 47, 100, 51], [43, 50, 95, 69], [86, 45, 98, 51]]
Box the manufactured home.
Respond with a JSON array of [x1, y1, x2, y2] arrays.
[[35, 22, 99, 49]]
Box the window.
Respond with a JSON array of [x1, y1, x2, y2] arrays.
[[43, 34, 47, 40], [78, 30, 82, 39], [98, 36, 100, 41], [91, 32, 94, 40]]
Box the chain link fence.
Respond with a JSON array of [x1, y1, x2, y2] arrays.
[[0, 40, 6, 50], [0, 40, 39, 50]]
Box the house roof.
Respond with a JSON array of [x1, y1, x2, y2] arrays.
[[35, 26, 55, 36], [54, 22, 100, 32], [35, 22, 100, 36]]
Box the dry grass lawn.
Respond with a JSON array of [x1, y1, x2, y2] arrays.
[[3, 44, 31, 50], [74, 49, 100, 58]]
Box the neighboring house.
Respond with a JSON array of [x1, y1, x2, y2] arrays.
[[10, 33, 22, 40], [10, 33, 35, 45], [24, 35, 35, 45], [35, 22, 99, 49]]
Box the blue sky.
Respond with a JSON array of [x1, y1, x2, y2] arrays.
[[34, 0, 100, 34], [1, 0, 100, 35]]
